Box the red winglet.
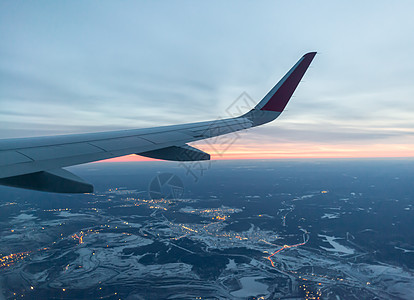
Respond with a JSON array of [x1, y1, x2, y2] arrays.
[[260, 52, 316, 112]]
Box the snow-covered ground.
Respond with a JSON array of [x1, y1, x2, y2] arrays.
[[230, 277, 269, 298], [318, 234, 355, 256]]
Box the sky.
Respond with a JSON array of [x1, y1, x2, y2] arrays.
[[1, 1, 414, 160]]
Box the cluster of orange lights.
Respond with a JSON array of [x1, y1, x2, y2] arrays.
[[71, 229, 105, 245], [0, 251, 31, 269], [300, 284, 322, 300], [72, 232, 84, 244], [214, 215, 227, 221], [181, 225, 197, 233]]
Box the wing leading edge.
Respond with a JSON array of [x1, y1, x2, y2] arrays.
[[0, 52, 317, 193]]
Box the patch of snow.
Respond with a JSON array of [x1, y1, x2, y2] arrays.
[[318, 235, 354, 255], [321, 213, 340, 219], [57, 211, 88, 218], [13, 213, 37, 222], [394, 246, 414, 253], [226, 259, 237, 270], [231, 277, 268, 298]]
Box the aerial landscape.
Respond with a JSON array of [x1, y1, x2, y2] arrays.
[[1, 160, 413, 299]]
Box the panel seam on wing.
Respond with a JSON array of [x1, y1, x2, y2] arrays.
[[15, 150, 35, 162]]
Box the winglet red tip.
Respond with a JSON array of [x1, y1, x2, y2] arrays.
[[259, 52, 317, 112]]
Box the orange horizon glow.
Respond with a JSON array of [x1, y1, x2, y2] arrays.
[[98, 143, 414, 163]]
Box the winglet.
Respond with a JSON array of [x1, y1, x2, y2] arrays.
[[255, 52, 317, 112]]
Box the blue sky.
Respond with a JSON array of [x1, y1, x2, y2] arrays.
[[1, 1, 414, 158]]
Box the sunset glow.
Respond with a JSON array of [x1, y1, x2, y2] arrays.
[[100, 142, 414, 163]]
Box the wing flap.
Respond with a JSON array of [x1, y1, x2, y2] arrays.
[[0, 168, 93, 193], [138, 144, 210, 161]]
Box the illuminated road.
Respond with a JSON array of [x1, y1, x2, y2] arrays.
[[266, 233, 310, 268]]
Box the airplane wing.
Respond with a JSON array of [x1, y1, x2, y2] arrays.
[[0, 52, 316, 193]]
